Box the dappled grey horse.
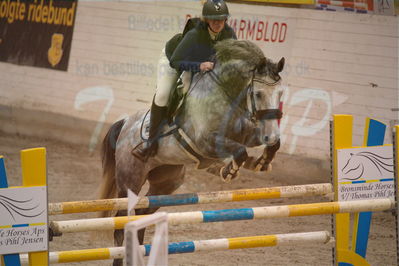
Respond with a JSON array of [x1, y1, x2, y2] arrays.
[[100, 39, 284, 266]]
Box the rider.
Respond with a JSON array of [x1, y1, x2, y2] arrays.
[[132, 0, 237, 162]]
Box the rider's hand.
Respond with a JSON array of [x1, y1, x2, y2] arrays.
[[200, 62, 214, 72]]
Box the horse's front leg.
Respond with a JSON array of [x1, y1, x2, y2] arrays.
[[209, 136, 248, 183], [244, 140, 280, 172]]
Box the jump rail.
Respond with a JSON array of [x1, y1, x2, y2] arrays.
[[50, 198, 394, 235], [48, 183, 332, 215], [21, 231, 332, 264]]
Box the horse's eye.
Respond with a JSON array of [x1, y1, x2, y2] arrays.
[[255, 92, 262, 98]]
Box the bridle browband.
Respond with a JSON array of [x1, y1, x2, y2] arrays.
[[248, 70, 282, 122], [253, 76, 281, 87]]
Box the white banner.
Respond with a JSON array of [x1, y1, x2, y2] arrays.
[[0, 186, 48, 254], [337, 145, 394, 202]]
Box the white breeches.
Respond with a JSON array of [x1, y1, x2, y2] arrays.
[[181, 71, 192, 95], [154, 48, 191, 107]]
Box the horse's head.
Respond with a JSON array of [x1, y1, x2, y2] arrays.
[[212, 40, 284, 147], [247, 57, 284, 146]]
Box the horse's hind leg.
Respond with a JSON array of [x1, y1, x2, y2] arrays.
[[114, 190, 128, 247], [113, 164, 184, 266], [113, 191, 127, 266], [135, 164, 185, 241], [147, 164, 185, 198], [135, 164, 185, 216], [113, 163, 147, 266]]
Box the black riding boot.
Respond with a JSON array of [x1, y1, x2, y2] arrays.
[[132, 102, 167, 162]]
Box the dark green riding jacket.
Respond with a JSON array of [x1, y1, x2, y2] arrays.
[[166, 20, 237, 73]]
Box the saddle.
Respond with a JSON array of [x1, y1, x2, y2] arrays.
[[140, 76, 186, 142], [140, 73, 217, 169], [166, 70, 205, 123]]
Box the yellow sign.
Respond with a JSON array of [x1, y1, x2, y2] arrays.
[[48, 33, 63, 67]]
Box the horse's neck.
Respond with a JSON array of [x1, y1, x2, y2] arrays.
[[191, 70, 249, 112], [180, 71, 248, 136], [214, 63, 252, 95]]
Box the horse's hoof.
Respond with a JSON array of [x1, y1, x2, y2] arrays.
[[220, 167, 235, 183], [220, 171, 233, 183], [254, 156, 273, 172], [256, 162, 272, 172], [220, 161, 240, 183]]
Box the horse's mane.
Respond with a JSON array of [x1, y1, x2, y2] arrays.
[[214, 39, 267, 70]]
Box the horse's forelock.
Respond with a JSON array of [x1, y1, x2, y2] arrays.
[[257, 57, 267, 73], [256, 57, 278, 77], [215, 39, 265, 68]]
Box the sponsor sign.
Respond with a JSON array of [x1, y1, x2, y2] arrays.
[[337, 145, 394, 201], [0, 0, 78, 71], [0, 186, 48, 255]]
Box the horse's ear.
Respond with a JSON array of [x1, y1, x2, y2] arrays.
[[277, 57, 285, 73]]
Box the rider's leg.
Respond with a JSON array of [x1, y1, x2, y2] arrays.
[[132, 100, 167, 161], [181, 71, 192, 94], [132, 48, 178, 162], [154, 50, 178, 107]]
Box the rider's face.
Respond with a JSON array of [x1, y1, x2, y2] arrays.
[[207, 19, 225, 33]]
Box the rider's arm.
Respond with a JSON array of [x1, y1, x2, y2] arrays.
[[169, 30, 202, 73]]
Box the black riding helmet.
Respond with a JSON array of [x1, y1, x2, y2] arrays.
[[202, 0, 230, 20]]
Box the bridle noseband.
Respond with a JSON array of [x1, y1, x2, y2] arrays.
[[248, 72, 283, 122]]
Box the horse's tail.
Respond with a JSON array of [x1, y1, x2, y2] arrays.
[[99, 119, 125, 218]]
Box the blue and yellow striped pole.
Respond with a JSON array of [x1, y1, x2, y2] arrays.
[[48, 183, 333, 215], [20, 231, 331, 264], [351, 118, 386, 259], [50, 198, 394, 234]]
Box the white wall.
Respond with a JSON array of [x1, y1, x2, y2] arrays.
[[0, 1, 397, 159]]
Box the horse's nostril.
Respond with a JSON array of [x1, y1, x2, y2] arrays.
[[264, 136, 269, 142]]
